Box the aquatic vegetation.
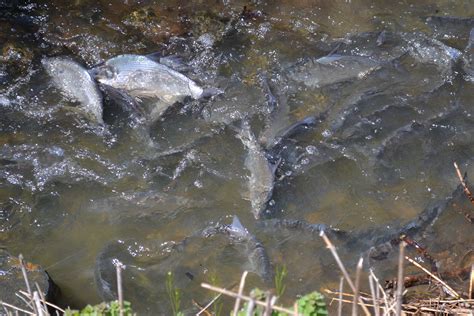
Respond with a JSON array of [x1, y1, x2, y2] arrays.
[[165, 271, 184, 316], [274, 265, 288, 298], [64, 301, 134, 316], [295, 292, 328, 316]]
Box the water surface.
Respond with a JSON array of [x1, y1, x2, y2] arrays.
[[1, 0, 473, 314]]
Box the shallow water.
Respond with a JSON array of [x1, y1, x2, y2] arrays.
[[1, 0, 474, 314]]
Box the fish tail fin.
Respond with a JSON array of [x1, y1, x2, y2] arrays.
[[201, 87, 224, 99], [234, 120, 255, 146]]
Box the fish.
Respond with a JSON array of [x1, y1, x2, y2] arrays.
[[403, 33, 462, 74], [42, 57, 103, 124], [258, 72, 278, 112], [203, 216, 274, 283], [94, 238, 184, 302], [287, 54, 381, 88], [424, 16, 474, 42], [99, 84, 146, 126], [90, 54, 220, 120], [345, 184, 464, 261], [463, 28, 474, 81], [257, 74, 292, 150], [236, 121, 277, 219], [262, 115, 323, 151], [257, 218, 347, 240]]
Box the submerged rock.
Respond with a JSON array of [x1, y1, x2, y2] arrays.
[[0, 250, 58, 309]]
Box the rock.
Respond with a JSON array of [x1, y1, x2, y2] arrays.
[[0, 250, 58, 309]]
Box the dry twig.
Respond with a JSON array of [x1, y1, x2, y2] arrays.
[[201, 283, 296, 315], [352, 258, 363, 316], [395, 242, 405, 316], [405, 256, 460, 298], [454, 162, 474, 205], [320, 231, 371, 315], [232, 270, 248, 316]]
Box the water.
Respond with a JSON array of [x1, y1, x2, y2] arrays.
[[1, 0, 474, 314]]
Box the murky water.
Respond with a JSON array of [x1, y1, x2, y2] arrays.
[[1, 0, 473, 314]]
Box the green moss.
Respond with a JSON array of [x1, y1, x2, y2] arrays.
[[64, 300, 134, 316]]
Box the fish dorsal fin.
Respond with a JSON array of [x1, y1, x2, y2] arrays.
[[146, 52, 192, 73], [230, 216, 248, 237], [232, 216, 245, 231]]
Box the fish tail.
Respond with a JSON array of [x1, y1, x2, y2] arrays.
[[234, 120, 256, 147], [201, 87, 224, 99]]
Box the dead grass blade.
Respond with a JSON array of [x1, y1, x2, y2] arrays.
[[232, 270, 248, 316], [320, 231, 371, 316], [201, 283, 296, 315], [405, 256, 460, 298]]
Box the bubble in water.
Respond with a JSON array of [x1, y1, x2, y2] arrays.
[[322, 129, 332, 138], [47, 146, 64, 157], [300, 158, 309, 165], [197, 33, 215, 48], [305, 145, 317, 155]]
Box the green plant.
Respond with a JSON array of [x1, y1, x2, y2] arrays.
[[274, 265, 288, 297], [166, 271, 183, 316], [296, 292, 328, 316], [64, 300, 134, 316], [235, 289, 328, 316], [236, 289, 272, 316]]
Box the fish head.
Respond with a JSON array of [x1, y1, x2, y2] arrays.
[[91, 54, 158, 93]]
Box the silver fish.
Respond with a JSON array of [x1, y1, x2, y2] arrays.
[[263, 115, 322, 151], [204, 216, 274, 283], [403, 33, 461, 75], [288, 54, 381, 88], [425, 16, 474, 42], [42, 57, 103, 124], [237, 121, 277, 219], [463, 28, 474, 81], [257, 218, 346, 240], [91, 54, 215, 119], [346, 184, 464, 261]]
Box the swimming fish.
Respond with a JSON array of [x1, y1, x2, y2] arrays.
[[257, 218, 347, 240], [463, 28, 474, 81], [203, 216, 274, 283], [262, 115, 323, 151], [237, 121, 277, 219], [42, 57, 103, 124], [346, 184, 464, 261], [288, 54, 381, 88], [91, 54, 219, 120]]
